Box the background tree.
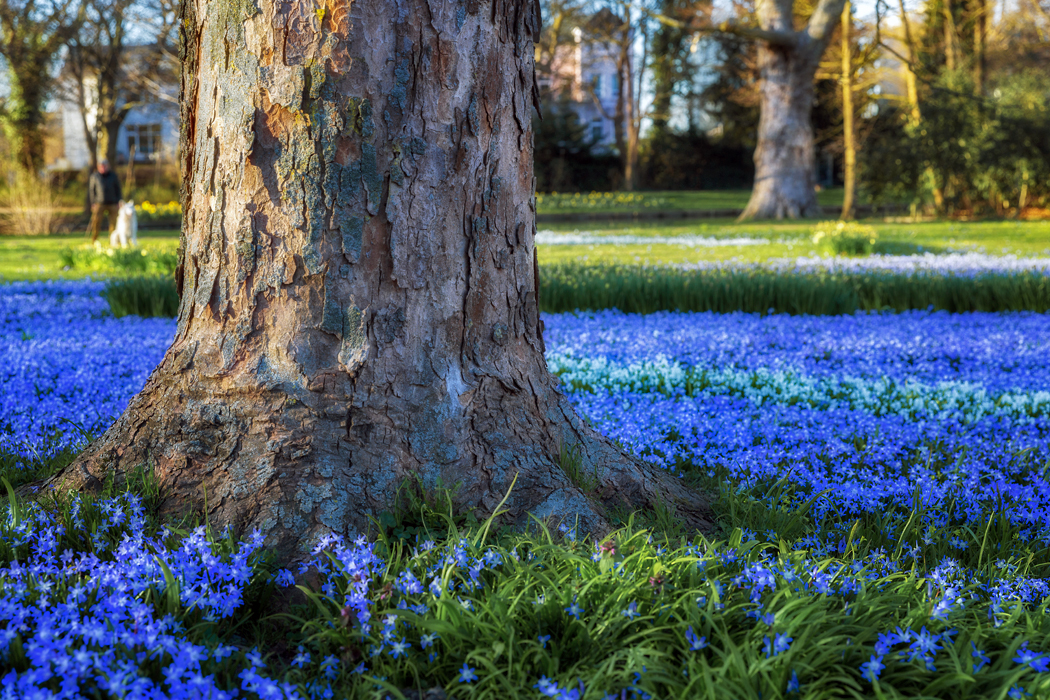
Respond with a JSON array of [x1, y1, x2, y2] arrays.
[[649, 0, 709, 137], [838, 1, 854, 218], [46, 0, 716, 562], [700, 15, 761, 151], [579, 4, 645, 191], [60, 0, 178, 169], [533, 90, 619, 191], [0, 0, 83, 174], [533, 0, 620, 191], [711, 0, 849, 219], [808, 0, 878, 217], [863, 0, 1050, 214]]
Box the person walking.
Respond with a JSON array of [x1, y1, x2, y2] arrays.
[[87, 159, 123, 244]]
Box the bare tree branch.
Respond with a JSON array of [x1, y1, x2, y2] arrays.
[[711, 20, 799, 46]]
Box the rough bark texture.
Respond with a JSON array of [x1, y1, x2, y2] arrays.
[[45, 0, 716, 563], [737, 0, 846, 221]]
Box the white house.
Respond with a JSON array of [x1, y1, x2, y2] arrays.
[[51, 49, 179, 171], [537, 16, 624, 150]]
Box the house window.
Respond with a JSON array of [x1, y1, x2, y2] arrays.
[[127, 124, 163, 161], [591, 119, 603, 142], [588, 73, 602, 96], [610, 73, 619, 96]]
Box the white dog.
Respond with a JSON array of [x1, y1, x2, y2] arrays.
[[110, 200, 138, 248]]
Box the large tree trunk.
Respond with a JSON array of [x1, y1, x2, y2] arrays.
[[45, 0, 715, 563], [738, 44, 823, 220], [735, 0, 845, 221]]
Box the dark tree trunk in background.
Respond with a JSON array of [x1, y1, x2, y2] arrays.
[[972, 0, 986, 95], [732, 0, 847, 220], [47, 0, 715, 562], [740, 43, 822, 219], [649, 5, 684, 137], [839, 0, 855, 220], [0, 0, 84, 174]]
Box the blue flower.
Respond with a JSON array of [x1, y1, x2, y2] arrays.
[[1014, 643, 1050, 673], [458, 663, 478, 683], [786, 669, 800, 693], [685, 626, 707, 651], [860, 655, 885, 682], [389, 637, 409, 659], [971, 642, 991, 673], [564, 597, 584, 620], [291, 646, 311, 668], [763, 633, 793, 658], [534, 676, 560, 697], [907, 626, 941, 657], [538, 634, 551, 649]]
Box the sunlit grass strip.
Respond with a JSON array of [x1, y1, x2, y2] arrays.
[[88, 264, 1050, 320], [59, 243, 180, 276], [546, 353, 1050, 425], [536, 192, 671, 211], [538, 263, 1050, 315], [535, 230, 770, 247]]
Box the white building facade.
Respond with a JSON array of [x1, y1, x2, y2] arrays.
[[52, 59, 179, 171]]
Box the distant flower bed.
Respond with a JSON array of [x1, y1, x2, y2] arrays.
[[676, 252, 1050, 277], [135, 200, 182, 223]]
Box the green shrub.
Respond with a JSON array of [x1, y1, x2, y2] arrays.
[[59, 243, 178, 275], [102, 275, 179, 318], [538, 263, 1050, 315], [811, 220, 879, 256]]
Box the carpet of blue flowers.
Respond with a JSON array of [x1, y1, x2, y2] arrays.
[[1, 280, 1049, 699]]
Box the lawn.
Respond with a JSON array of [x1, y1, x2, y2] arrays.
[[3, 219, 1049, 282], [534, 189, 851, 215], [1, 277, 1049, 699], [537, 219, 1050, 266], [0, 230, 181, 281]]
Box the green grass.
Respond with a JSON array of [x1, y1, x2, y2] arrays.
[[4, 430, 1049, 699], [4, 220, 1048, 283], [538, 265, 1050, 315], [103, 276, 181, 318], [0, 230, 181, 281], [535, 189, 851, 215], [537, 220, 1050, 267]]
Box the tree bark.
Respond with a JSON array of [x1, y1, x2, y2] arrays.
[[2, 73, 48, 173], [839, 1, 855, 220], [612, 5, 639, 191], [0, 0, 84, 174], [896, 0, 921, 124], [45, 0, 715, 563], [943, 0, 958, 71], [972, 0, 986, 95], [737, 0, 846, 220]]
